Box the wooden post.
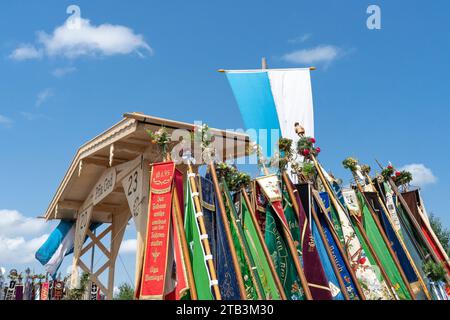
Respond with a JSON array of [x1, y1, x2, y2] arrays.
[[221, 182, 264, 300], [310, 156, 398, 299], [208, 163, 248, 300], [172, 186, 198, 300], [261, 57, 268, 70], [241, 188, 287, 300], [186, 163, 222, 299], [282, 172, 349, 300], [310, 198, 350, 300], [374, 160, 450, 271], [364, 173, 431, 300], [311, 190, 366, 300], [353, 177, 416, 300], [260, 168, 312, 300], [108, 209, 131, 300]]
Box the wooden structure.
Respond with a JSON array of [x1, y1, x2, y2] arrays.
[[43, 112, 249, 299]]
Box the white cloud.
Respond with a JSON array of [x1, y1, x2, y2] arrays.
[[10, 17, 152, 60], [0, 209, 48, 237], [288, 33, 312, 44], [399, 163, 438, 187], [52, 66, 77, 77], [282, 45, 343, 65], [119, 239, 137, 254], [36, 88, 54, 107], [0, 234, 49, 264], [0, 209, 54, 265], [0, 115, 13, 127], [9, 44, 43, 61]]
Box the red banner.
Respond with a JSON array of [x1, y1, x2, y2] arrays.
[[40, 282, 49, 301], [139, 161, 175, 299]]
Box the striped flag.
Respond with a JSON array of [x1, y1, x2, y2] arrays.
[[35, 220, 100, 278], [224, 68, 314, 155]]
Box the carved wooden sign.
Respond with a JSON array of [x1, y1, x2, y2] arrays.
[[122, 166, 143, 219], [73, 206, 93, 260], [93, 168, 116, 206]]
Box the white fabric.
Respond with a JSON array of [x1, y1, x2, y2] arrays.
[[268, 69, 315, 142], [45, 224, 76, 276]]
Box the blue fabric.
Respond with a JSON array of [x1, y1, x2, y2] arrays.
[[319, 192, 332, 221], [35, 220, 74, 265], [317, 206, 360, 300], [35, 221, 101, 278], [226, 72, 280, 156], [378, 205, 418, 283], [311, 219, 345, 300], [203, 173, 241, 300]]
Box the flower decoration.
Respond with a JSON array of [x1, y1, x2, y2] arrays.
[[146, 127, 172, 156], [342, 157, 359, 172], [297, 136, 321, 159], [215, 162, 250, 192]]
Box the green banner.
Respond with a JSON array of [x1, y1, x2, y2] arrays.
[[184, 178, 214, 300]]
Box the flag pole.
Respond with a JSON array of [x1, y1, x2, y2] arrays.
[[309, 192, 350, 300], [292, 126, 396, 299], [352, 175, 417, 300], [374, 160, 450, 284], [260, 165, 313, 300], [311, 189, 367, 300], [310, 155, 398, 299], [186, 163, 222, 299], [363, 172, 432, 299], [221, 180, 265, 299], [172, 185, 198, 300], [208, 163, 248, 300], [241, 188, 287, 300], [282, 172, 350, 300]]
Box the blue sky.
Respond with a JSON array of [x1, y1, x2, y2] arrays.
[[1, 1, 450, 290]]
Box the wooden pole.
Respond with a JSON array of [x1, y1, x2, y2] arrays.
[[221, 181, 265, 300], [374, 160, 450, 284], [311, 190, 366, 300], [310, 156, 398, 299], [353, 176, 417, 300], [241, 188, 287, 300], [309, 194, 350, 300], [281, 172, 350, 299], [260, 168, 313, 300], [186, 163, 222, 299], [363, 173, 431, 300], [172, 186, 198, 300], [208, 164, 248, 300]]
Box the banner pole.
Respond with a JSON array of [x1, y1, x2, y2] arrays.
[[186, 163, 222, 299], [241, 188, 287, 300], [375, 159, 450, 284], [209, 163, 248, 299], [260, 167, 313, 300], [172, 186, 198, 300], [311, 155, 398, 299], [364, 172, 431, 300], [311, 189, 367, 300], [353, 176, 417, 299], [282, 172, 350, 300]]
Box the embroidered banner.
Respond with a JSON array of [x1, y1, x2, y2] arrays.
[[53, 281, 64, 300], [256, 175, 288, 228], [139, 161, 175, 299], [40, 282, 49, 300]]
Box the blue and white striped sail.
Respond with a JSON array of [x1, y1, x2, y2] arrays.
[[225, 68, 314, 156]]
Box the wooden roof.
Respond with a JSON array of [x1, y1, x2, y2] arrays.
[[44, 112, 250, 222]]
